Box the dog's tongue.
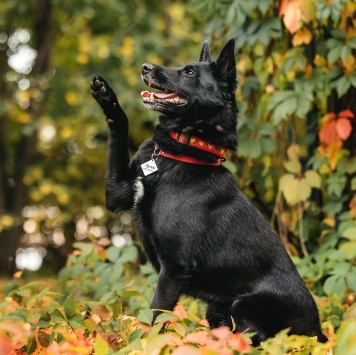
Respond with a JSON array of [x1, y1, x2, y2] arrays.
[[141, 91, 179, 99]]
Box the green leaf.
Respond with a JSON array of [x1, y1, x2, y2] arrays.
[[336, 76, 350, 97], [173, 322, 186, 337], [51, 309, 66, 323], [85, 318, 97, 333], [284, 160, 301, 174], [335, 321, 356, 354], [339, 242, 356, 259], [348, 36, 356, 49], [154, 312, 176, 324], [323, 275, 346, 295], [94, 335, 110, 355], [304, 170, 321, 188], [137, 308, 153, 325], [341, 45, 351, 62], [128, 329, 145, 343], [112, 299, 121, 320], [328, 66, 344, 83], [350, 74, 356, 87], [69, 314, 86, 329], [57, 333, 65, 343], [347, 275, 356, 292], [327, 46, 342, 65], [331, 29, 346, 40], [237, 137, 262, 158], [106, 245, 121, 263], [260, 137, 274, 154], [272, 95, 298, 124], [122, 290, 141, 297], [342, 227, 356, 240], [63, 294, 77, 319], [118, 245, 139, 263]]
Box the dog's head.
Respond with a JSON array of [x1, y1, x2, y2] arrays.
[[141, 40, 237, 117]]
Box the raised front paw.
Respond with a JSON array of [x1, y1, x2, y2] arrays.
[[90, 75, 118, 107]]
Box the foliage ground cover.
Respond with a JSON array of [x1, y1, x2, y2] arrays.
[[1, 241, 356, 355]]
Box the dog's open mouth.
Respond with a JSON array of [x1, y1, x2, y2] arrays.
[[141, 80, 188, 106]]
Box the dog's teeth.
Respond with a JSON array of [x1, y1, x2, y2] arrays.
[[150, 92, 155, 100]]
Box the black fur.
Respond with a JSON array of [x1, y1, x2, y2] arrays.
[[91, 40, 327, 345]]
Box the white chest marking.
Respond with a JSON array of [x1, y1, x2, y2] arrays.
[[133, 178, 145, 206]]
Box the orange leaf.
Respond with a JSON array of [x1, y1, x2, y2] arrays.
[[319, 120, 337, 145], [227, 333, 251, 353], [338, 109, 354, 119], [292, 27, 312, 46], [283, 0, 301, 34], [321, 113, 336, 124], [184, 331, 213, 346], [173, 304, 188, 320], [279, 0, 289, 16], [211, 326, 231, 341], [336, 118, 352, 140]]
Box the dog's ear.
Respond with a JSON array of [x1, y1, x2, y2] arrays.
[[216, 39, 236, 74], [199, 40, 212, 63]]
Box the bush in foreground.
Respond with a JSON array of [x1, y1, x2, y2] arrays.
[[1, 242, 356, 354]]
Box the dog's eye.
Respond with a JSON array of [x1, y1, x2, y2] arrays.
[[184, 68, 195, 77]]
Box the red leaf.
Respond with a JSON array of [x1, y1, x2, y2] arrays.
[[338, 109, 354, 119], [319, 120, 337, 145], [336, 118, 352, 140]]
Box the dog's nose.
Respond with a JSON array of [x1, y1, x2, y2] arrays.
[[142, 63, 154, 74]]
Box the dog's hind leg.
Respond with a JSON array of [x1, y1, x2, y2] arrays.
[[91, 75, 135, 211], [206, 301, 233, 329]]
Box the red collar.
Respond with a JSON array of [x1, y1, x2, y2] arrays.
[[169, 132, 227, 159], [153, 132, 227, 166]]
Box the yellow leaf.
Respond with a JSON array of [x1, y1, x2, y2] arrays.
[[323, 217, 335, 228], [65, 91, 78, 106], [119, 36, 133, 61], [292, 27, 312, 46], [298, 0, 316, 22], [314, 54, 327, 67], [298, 178, 311, 201], [0, 215, 14, 228], [16, 112, 31, 124], [61, 127, 73, 139], [287, 144, 300, 161], [279, 173, 295, 191], [284, 160, 301, 173], [39, 181, 52, 195], [283, 178, 299, 206], [76, 53, 89, 65], [304, 170, 321, 188]]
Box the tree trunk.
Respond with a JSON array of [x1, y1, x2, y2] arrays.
[[0, 0, 52, 275]]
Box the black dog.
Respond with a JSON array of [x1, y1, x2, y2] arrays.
[[90, 40, 327, 345]]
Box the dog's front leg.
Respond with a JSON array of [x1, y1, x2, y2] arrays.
[[91, 75, 135, 211], [150, 269, 185, 322]]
